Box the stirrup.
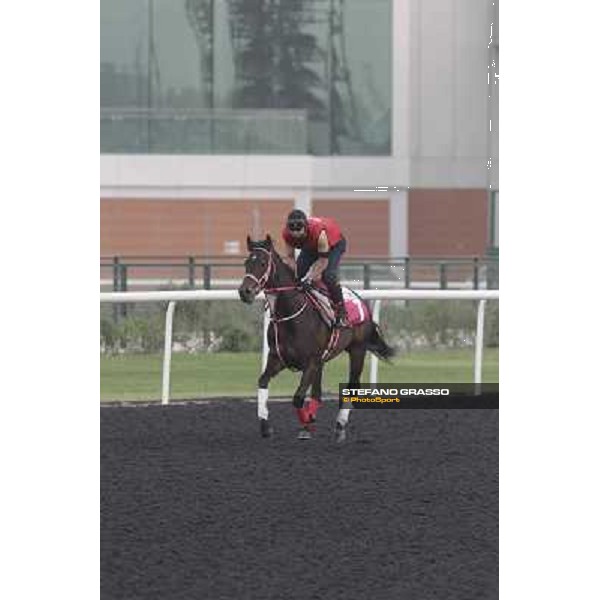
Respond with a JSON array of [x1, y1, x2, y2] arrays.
[[333, 301, 350, 328], [334, 313, 351, 328]]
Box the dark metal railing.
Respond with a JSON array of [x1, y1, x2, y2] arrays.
[[100, 108, 308, 154], [101, 255, 499, 295]]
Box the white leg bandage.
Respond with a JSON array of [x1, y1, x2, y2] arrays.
[[257, 388, 269, 420], [337, 408, 350, 427]]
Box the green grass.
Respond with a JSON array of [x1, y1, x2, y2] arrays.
[[101, 348, 499, 401]]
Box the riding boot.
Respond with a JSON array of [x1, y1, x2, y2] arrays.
[[328, 281, 350, 328]]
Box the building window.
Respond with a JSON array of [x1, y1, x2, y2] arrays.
[[101, 0, 392, 155]]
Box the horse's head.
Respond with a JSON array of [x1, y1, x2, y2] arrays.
[[238, 234, 275, 304]]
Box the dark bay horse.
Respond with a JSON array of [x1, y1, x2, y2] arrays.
[[238, 235, 395, 442]]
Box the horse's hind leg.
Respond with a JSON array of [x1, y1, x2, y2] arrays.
[[257, 353, 284, 437], [336, 343, 367, 441]]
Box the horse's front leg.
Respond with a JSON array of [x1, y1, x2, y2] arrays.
[[257, 353, 285, 438], [293, 358, 321, 439], [305, 364, 324, 424]]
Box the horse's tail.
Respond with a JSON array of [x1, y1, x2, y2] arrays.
[[367, 322, 396, 361]]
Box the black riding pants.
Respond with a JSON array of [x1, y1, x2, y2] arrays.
[[296, 238, 346, 304]]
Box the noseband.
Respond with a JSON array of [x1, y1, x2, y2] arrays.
[[243, 247, 298, 295], [242, 246, 305, 317], [242, 247, 274, 292]]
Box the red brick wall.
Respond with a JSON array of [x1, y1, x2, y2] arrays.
[[101, 193, 488, 263], [100, 198, 294, 257], [312, 199, 390, 257], [408, 189, 488, 256]]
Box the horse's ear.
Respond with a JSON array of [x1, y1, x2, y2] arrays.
[[246, 235, 252, 250], [265, 234, 272, 247]]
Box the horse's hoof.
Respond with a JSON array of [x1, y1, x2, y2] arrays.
[[260, 419, 274, 438], [297, 428, 312, 440], [334, 422, 347, 443]]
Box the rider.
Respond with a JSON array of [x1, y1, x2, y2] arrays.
[[282, 209, 350, 328]]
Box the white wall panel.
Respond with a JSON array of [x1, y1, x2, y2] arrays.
[[455, 0, 489, 158], [418, 0, 456, 158], [408, 0, 422, 158], [393, 0, 411, 158]]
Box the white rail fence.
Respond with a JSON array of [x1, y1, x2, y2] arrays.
[[100, 289, 499, 404]]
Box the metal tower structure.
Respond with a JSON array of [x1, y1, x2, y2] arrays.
[[185, 0, 215, 109], [205, 0, 360, 153], [325, 0, 361, 152]]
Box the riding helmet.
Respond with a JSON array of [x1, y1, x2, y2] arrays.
[[286, 209, 308, 232]]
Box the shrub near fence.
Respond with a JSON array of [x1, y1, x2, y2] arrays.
[[101, 297, 498, 355], [101, 289, 266, 355], [380, 300, 499, 351]]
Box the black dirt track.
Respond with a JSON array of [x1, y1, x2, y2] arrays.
[[101, 400, 498, 600]]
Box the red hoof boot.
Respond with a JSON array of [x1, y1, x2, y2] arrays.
[[295, 406, 310, 425]]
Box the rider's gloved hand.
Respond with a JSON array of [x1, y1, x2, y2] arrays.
[[298, 274, 312, 291]]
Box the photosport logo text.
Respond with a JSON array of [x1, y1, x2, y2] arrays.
[[338, 384, 499, 409]]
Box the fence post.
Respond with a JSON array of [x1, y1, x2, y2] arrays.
[[119, 264, 128, 318], [363, 264, 371, 289], [486, 248, 499, 289], [112, 257, 120, 292], [473, 258, 479, 290], [162, 301, 177, 405], [112, 257, 120, 322], [404, 257, 411, 289], [188, 257, 195, 288], [203, 264, 211, 290], [369, 300, 382, 383], [474, 299, 487, 391], [439, 262, 447, 290]]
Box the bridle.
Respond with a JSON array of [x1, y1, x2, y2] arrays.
[[242, 245, 341, 367], [242, 246, 298, 297], [243, 246, 308, 324], [242, 247, 275, 291]]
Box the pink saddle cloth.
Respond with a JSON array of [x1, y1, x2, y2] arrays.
[[309, 284, 370, 327]]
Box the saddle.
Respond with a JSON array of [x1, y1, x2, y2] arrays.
[[305, 282, 370, 328]]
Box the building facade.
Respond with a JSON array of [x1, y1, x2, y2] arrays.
[[101, 0, 499, 260]]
